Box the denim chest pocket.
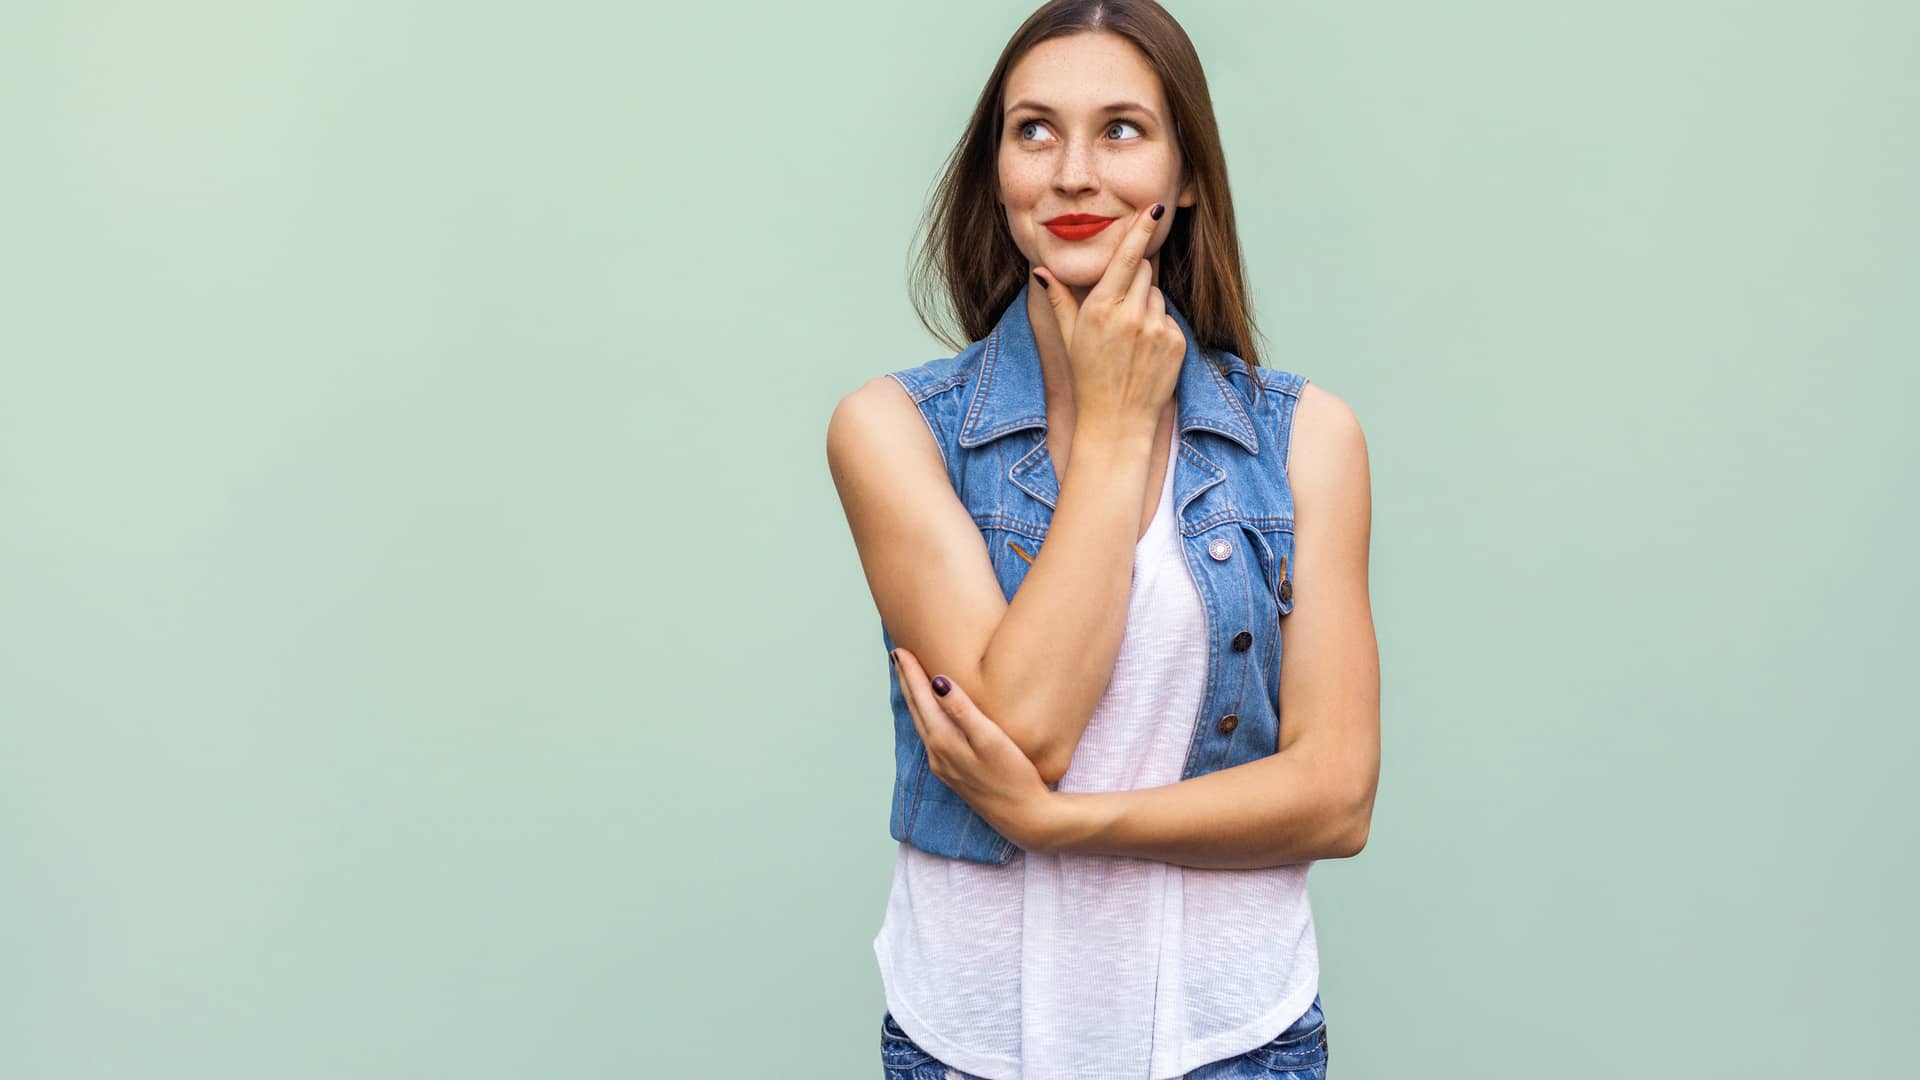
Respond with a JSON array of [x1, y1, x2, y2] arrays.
[[1234, 520, 1294, 657], [1234, 520, 1295, 617], [1217, 519, 1292, 755]]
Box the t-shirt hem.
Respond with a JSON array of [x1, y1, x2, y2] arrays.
[[1159, 976, 1321, 1079], [874, 932, 1021, 1080]]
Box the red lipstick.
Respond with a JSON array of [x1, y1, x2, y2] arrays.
[[1043, 213, 1119, 241]]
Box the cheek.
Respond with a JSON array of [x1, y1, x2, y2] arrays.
[[997, 165, 1045, 251], [1107, 148, 1181, 197], [998, 158, 1047, 208]]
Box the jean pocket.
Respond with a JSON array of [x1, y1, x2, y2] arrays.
[[881, 1011, 935, 1071], [1243, 995, 1327, 1074]]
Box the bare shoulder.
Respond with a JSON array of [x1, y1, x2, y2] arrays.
[[827, 374, 922, 456], [1287, 382, 1372, 565], [1289, 382, 1370, 498], [829, 376, 940, 476]]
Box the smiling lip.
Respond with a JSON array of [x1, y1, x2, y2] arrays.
[[1043, 213, 1119, 241]]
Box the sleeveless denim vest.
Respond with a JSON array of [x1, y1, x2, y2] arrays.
[[880, 290, 1308, 865]]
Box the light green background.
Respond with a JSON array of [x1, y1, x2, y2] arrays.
[[3, 2, 1914, 1076]]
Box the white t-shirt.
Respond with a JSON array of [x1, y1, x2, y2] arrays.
[[873, 421, 1320, 1080]]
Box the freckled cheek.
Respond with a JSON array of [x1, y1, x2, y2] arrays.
[[998, 173, 1047, 251], [1107, 154, 1179, 204], [999, 164, 1047, 209]]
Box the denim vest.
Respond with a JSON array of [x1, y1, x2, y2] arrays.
[[880, 290, 1308, 865]]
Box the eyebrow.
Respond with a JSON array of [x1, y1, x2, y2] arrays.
[[1004, 99, 1160, 122]]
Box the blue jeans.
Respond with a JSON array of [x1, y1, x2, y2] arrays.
[[880, 993, 1328, 1079]]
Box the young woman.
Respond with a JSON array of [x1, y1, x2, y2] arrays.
[[826, 2, 1379, 1077]]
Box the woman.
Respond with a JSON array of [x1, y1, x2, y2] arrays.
[[826, 2, 1379, 1077]]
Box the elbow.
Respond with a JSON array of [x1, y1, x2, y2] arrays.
[[1337, 814, 1370, 859], [1322, 753, 1378, 859], [984, 692, 1073, 786], [1333, 792, 1374, 859], [1020, 715, 1073, 786]]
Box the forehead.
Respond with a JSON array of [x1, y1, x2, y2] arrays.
[[1002, 32, 1167, 114]]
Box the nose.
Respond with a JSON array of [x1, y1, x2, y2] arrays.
[[1052, 135, 1098, 196]]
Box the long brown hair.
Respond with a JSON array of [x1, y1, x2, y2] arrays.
[[907, 0, 1269, 396]]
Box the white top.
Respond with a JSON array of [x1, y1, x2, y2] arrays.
[[873, 422, 1320, 1080]]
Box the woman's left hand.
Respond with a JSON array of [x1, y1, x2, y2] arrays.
[[891, 647, 1061, 853]]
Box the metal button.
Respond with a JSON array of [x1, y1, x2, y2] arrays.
[[1208, 538, 1232, 561], [1216, 712, 1239, 735], [1231, 631, 1252, 652], [1278, 578, 1293, 605]]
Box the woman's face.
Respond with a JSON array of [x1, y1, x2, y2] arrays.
[[997, 32, 1196, 292]]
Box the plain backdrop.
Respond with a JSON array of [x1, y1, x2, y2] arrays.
[[3, 2, 1916, 1077]]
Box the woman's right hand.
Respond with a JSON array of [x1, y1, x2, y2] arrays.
[[1031, 202, 1186, 437]]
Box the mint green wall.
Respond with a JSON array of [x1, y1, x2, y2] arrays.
[[3, 2, 1913, 1076]]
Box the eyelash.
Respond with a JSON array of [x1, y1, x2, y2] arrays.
[[1013, 119, 1144, 144]]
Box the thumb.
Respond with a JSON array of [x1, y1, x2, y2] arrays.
[[1031, 268, 1078, 354]]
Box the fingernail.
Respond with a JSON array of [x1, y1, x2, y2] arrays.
[[931, 675, 952, 697], [1150, 203, 1164, 220], [1033, 270, 1046, 289]]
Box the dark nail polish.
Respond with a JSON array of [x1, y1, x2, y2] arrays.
[[1150, 203, 1164, 220], [932, 675, 952, 697], [1033, 271, 1046, 289]]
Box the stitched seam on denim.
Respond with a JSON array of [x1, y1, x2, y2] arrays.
[[1181, 529, 1222, 780], [957, 327, 1014, 446], [1202, 353, 1261, 453], [1008, 435, 1058, 510], [973, 514, 1049, 539], [1257, 366, 1307, 397], [887, 370, 965, 474], [902, 735, 930, 839], [1248, 1048, 1328, 1068], [1174, 441, 1227, 530], [1241, 524, 1282, 731], [1251, 1040, 1328, 1063], [908, 370, 971, 404], [1224, 524, 1254, 759], [1279, 375, 1309, 477], [1173, 441, 1207, 525], [1264, 533, 1284, 699], [1181, 507, 1241, 535]]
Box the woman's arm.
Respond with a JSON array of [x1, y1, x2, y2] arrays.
[[827, 376, 1159, 783], [1035, 384, 1381, 868]]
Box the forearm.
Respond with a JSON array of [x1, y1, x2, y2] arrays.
[[976, 418, 1159, 782], [1037, 743, 1367, 869]]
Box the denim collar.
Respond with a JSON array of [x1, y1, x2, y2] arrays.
[[955, 287, 1260, 455]]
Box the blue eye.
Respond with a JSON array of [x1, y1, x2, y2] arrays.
[[1014, 119, 1145, 143]]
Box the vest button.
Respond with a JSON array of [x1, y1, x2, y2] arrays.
[[1208, 538, 1232, 561], [1216, 713, 1239, 735], [1231, 630, 1252, 651], [1278, 578, 1293, 604]]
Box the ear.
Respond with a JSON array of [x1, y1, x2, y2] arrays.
[[1177, 169, 1198, 209]]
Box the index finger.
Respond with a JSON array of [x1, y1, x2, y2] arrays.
[[894, 647, 959, 751], [1087, 201, 1163, 305]]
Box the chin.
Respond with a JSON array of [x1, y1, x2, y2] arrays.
[[1036, 250, 1115, 283]]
